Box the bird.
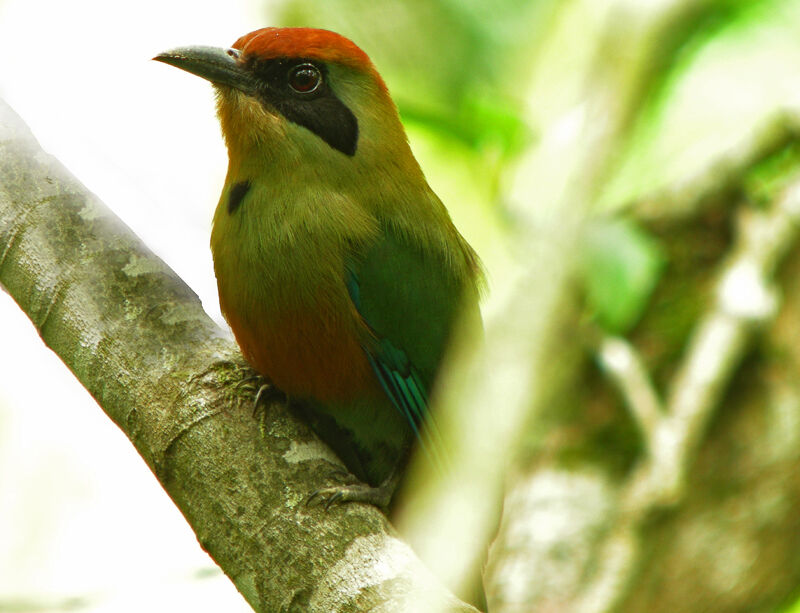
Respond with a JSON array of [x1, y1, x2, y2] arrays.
[[154, 27, 483, 510]]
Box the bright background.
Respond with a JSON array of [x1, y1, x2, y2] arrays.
[[0, 0, 265, 610]]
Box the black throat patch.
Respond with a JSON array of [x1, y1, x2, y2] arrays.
[[244, 56, 359, 156]]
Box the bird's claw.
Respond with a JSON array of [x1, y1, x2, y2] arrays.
[[307, 486, 346, 510], [306, 481, 393, 511], [252, 383, 288, 417], [234, 374, 263, 395]]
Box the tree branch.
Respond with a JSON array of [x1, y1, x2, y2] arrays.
[[636, 112, 800, 220], [0, 98, 477, 613]]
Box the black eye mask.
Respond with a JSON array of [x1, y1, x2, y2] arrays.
[[244, 56, 359, 156]]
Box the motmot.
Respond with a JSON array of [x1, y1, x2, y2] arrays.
[[155, 27, 483, 509]]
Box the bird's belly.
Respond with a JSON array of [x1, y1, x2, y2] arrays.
[[218, 277, 379, 405]]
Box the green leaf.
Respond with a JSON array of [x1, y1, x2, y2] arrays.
[[397, 95, 531, 158], [744, 140, 800, 206], [582, 219, 665, 334]]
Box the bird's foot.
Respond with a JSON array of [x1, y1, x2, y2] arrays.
[[252, 383, 288, 416], [234, 374, 265, 401], [307, 464, 404, 512], [307, 480, 395, 512], [235, 374, 288, 419]]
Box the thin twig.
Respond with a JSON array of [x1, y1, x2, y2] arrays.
[[597, 336, 664, 447], [636, 112, 800, 221]]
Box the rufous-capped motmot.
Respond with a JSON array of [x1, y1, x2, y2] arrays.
[[154, 27, 483, 509]]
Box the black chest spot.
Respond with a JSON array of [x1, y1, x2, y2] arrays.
[[228, 180, 251, 214]]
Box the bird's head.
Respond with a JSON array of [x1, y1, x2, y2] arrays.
[[155, 28, 415, 176]]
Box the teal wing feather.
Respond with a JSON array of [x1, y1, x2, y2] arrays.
[[345, 227, 476, 469], [346, 268, 447, 469]]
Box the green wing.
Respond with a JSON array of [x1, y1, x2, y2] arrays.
[[346, 227, 478, 468]]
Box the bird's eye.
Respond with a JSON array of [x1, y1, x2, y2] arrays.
[[288, 63, 322, 94]]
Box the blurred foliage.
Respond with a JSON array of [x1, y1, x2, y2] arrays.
[[581, 219, 665, 334], [787, 594, 800, 613], [744, 140, 800, 206], [602, 0, 800, 210]]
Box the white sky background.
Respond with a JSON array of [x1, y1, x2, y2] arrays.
[[0, 0, 271, 609]]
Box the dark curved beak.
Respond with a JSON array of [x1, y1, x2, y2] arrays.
[[153, 46, 256, 95]]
